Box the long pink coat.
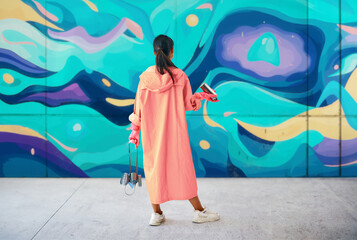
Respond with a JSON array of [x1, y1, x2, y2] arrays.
[[128, 65, 202, 204]]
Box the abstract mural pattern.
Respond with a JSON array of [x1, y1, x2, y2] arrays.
[[0, 0, 356, 177]]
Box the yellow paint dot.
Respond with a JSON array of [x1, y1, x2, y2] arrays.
[[3, 73, 14, 84], [102, 78, 111, 87], [186, 14, 199, 27], [199, 140, 210, 150]]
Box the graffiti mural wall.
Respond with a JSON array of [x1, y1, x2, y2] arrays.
[[0, 0, 356, 177]]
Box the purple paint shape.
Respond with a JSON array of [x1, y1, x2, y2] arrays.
[[47, 18, 129, 53], [0, 132, 88, 177], [313, 137, 357, 166], [219, 24, 309, 78], [23, 83, 90, 105]]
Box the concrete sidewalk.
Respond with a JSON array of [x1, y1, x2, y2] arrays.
[[0, 178, 356, 240]]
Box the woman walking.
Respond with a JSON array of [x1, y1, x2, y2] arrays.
[[128, 34, 220, 226]]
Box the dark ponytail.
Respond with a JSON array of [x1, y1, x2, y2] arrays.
[[153, 34, 178, 84]]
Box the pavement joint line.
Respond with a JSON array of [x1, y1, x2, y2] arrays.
[[30, 179, 88, 240]]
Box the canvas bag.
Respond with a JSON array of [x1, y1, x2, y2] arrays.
[[120, 142, 142, 196]]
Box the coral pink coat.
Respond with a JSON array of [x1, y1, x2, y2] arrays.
[[128, 65, 201, 204]]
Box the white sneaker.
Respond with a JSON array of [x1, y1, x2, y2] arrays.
[[192, 205, 220, 223], [149, 212, 165, 226]]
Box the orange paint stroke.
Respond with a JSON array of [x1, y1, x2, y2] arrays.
[[32, 0, 59, 22], [2, 34, 36, 47], [325, 159, 357, 167], [196, 3, 213, 11], [224, 111, 236, 117], [337, 24, 357, 34], [46, 131, 78, 152], [124, 17, 143, 40]]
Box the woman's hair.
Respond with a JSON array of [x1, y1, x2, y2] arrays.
[[153, 34, 178, 83]]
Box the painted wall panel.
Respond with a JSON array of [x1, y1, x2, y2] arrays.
[[0, 0, 356, 177], [341, 0, 357, 176]]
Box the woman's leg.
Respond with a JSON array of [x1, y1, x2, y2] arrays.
[[188, 195, 204, 211], [151, 203, 163, 214]]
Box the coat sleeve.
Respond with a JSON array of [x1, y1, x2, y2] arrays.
[[128, 79, 142, 127], [182, 72, 201, 111]]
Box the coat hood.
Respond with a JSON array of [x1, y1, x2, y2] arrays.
[[139, 65, 185, 93]]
